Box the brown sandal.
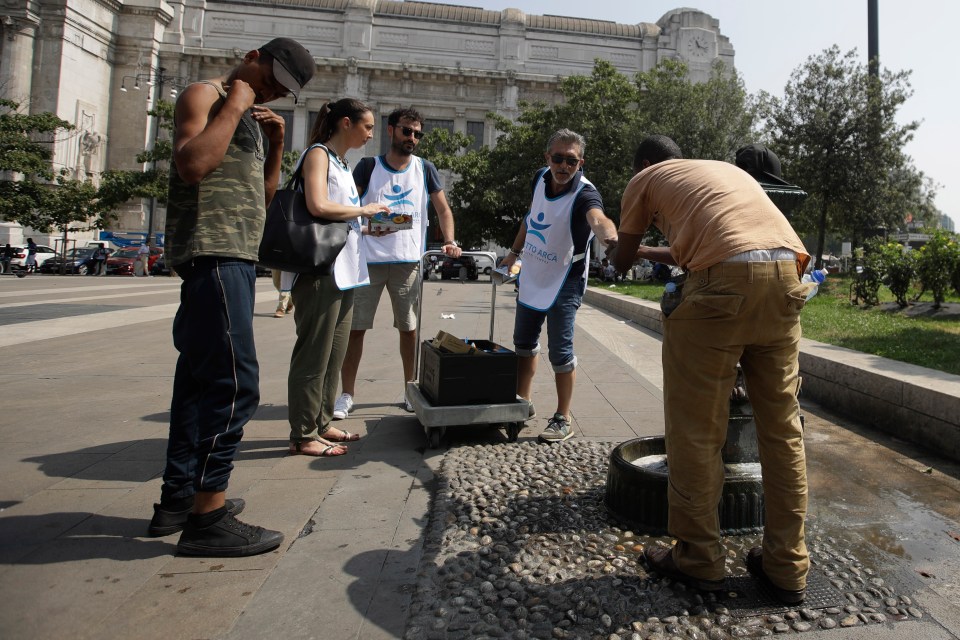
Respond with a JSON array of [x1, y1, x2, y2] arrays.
[[288, 441, 347, 457], [322, 427, 361, 442]]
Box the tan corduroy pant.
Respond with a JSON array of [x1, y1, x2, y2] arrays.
[[662, 259, 810, 590]]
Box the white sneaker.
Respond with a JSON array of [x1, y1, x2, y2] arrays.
[[333, 393, 353, 420]]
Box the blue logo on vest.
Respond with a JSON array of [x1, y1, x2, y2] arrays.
[[349, 187, 360, 205], [383, 184, 414, 208], [528, 212, 551, 244]]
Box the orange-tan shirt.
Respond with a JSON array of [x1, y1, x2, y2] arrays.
[[619, 159, 810, 273]]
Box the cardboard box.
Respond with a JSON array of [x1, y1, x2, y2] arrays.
[[368, 212, 413, 233], [432, 330, 477, 355], [420, 339, 518, 406]]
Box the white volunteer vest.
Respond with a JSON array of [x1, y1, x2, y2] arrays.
[[297, 144, 369, 290], [518, 169, 594, 311], [360, 156, 429, 263]]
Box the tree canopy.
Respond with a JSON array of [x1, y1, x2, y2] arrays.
[[0, 99, 73, 227], [0, 99, 114, 236], [97, 99, 174, 212], [760, 46, 936, 268], [419, 58, 756, 249]]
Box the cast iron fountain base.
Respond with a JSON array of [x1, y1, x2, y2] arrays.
[[605, 411, 765, 535]]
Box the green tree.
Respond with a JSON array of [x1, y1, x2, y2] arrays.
[[0, 99, 73, 225], [851, 239, 885, 306], [419, 59, 756, 248], [97, 99, 175, 211], [878, 241, 914, 308], [761, 46, 929, 268], [636, 60, 757, 161], [914, 230, 959, 308]]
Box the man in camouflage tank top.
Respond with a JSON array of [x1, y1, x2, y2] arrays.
[[148, 38, 315, 557]]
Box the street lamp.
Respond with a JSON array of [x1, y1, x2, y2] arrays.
[[119, 66, 187, 247]]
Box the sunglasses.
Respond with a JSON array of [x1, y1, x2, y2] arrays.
[[399, 126, 425, 140], [550, 154, 580, 167]]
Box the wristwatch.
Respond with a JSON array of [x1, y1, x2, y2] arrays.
[[442, 239, 460, 247]]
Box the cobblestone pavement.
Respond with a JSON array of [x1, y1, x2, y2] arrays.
[[406, 441, 930, 639]]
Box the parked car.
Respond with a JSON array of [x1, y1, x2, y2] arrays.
[[150, 253, 172, 276], [473, 254, 503, 278], [105, 246, 163, 275], [440, 255, 478, 280], [8, 244, 56, 271], [40, 246, 112, 275]]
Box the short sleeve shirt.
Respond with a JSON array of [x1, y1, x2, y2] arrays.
[[619, 159, 809, 272]]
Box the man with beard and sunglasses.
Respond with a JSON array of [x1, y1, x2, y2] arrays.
[[333, 108, 461, 421], [500, 129, 618, 443]]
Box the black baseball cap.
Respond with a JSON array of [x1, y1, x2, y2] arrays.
[[259, 38, 315, 103], [735, 144, 791, 186]]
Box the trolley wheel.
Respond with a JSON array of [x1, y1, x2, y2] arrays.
[[506, 422, 522, 443], [427, 427, 442, 449]]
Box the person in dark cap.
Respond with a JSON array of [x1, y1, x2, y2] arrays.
[[735, 143, 791, 186], [149, 38, 315, 556]]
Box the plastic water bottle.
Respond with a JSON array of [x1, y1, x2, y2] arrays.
[[801, 268, 828, 301], [660, 281, 682, 316]]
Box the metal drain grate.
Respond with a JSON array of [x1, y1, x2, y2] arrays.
[[723, 568, 845, 617]]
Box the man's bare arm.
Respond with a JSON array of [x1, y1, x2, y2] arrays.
[[430, 190, 461, 257], [585, 208, 617, 252], [172, 81, 255, 185], [501, 222, 527, 269]]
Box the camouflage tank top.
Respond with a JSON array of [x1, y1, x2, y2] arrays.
[[165, 81, 266, 267]]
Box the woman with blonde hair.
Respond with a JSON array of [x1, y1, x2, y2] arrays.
[[287, 99, 389, 456]]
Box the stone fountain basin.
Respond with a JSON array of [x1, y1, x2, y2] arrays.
[[605, 436, 765, 536]]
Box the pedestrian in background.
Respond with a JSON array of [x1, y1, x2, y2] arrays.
[[1, 243, 12, 274], [137, 242, 151, 276], [272, 269, 294, 318], [93, 245, 108, 276], [24, 238, 38, 273]]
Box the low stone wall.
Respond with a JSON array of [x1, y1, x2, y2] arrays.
[[584, 287, 960, 463]]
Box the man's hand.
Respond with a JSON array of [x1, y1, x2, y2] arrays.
[[251, 106, 285, 146], [442, 243, 462, 258], [222, 79, 256, 111]]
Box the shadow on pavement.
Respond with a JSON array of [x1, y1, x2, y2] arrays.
[[0, 513, 174, 564]]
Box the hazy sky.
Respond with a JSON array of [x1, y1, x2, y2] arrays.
[[428, 0, 958, 229]]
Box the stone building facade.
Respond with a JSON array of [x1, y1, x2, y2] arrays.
[[0, 0, 734, 245]]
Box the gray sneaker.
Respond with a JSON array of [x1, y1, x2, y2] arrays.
[[538, 414, 573, 443], [525, 400, 536, 421]]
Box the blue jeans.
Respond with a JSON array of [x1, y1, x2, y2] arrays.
[[161, 258, 259, 502], [513, 276, 584, 373]]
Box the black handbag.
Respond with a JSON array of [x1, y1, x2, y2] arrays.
[[257, 163, 350, 274]]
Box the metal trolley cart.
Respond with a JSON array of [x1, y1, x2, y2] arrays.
[[405, 250, 532, 448]]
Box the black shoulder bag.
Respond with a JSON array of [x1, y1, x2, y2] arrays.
[[257, 160, 350, 273]]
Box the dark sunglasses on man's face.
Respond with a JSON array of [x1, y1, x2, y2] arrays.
[[399, 126, 425, 140], [550, 154, 580, 167]]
